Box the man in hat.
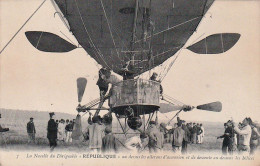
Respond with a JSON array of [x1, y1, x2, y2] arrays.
[[149, 72, 163, 95], [217, 120, 236, 155], [47, 112, 58, 151], [101, 127, 118, 153], [181, 120, 190, 154], [27, 117, 36, 143], [191, 123, 197, 144], [196, 123, 202, 144], [0, 114, 9, 132], [172, 121, 185, 154], [147, 120, 161, 153]]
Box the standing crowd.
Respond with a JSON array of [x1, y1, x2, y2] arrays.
[[217, 117, 260, 155]]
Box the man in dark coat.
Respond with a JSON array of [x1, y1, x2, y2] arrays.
[[217, 120, 235, 155], [192, 123, 197, 144], [47, 112, 58, 151], [181, 121, 190, 154], [27, 117, 36, 143]]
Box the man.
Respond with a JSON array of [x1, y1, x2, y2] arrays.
[[119, 61, 135, 80], [250, 120, 260, 154], [217, 120, 235, 155], [47, 112, 58, 151], [86, 116, 105, 152], [65, 119, 70, 143], [181, 121, 190, 154], [172, 121, 185, 154], [101, 127, 118, 153], [58, 119, 66, 142], [149, 72, 163, 95], [158, 123, 166, 150], [233, 118, 252, 154], [147, 121, 161, 153], [200, 124, 205, 144], [196, 123, 202, 144], [191, 123, 197, 144], [27, 117, 36, 143], [65, 120, 73, 143], [96, 67, 111, 117]]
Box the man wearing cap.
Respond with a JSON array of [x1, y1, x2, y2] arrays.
[[27, 117, 36, 143], [147, 121, 161, 153], [47, 112, 58, 151], [172, 121, 185, 154], [101, 127, 118, 153]]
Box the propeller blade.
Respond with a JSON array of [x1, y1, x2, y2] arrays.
[[187, 33, 240, 54], [25, 31, 77, 52], [77, 78, 87, 103], [196, 101, 222, 112], [159, 103, 183, 113]]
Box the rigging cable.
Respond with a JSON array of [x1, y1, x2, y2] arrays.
[[0, 0, 47, 54], [100, 0, 123, 65], [74, 0, 112, 71]]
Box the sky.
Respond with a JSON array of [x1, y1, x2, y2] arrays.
[[0, 0, 259, 123]]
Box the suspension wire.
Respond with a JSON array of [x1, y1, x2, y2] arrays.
[[100, 0, 123, 65], [74, 0, 112, 70], [60, 31, 77, 46], [162, 94, 185, 105], [159, 48, 184, 82], [0, 0, 47, 54], [134, 16, 201, 44]]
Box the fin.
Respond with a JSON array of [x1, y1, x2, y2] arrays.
[[25, 31, 77, 52], [187, 33, 240, 54]]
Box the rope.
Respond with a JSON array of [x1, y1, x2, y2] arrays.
[[134, 17, 201, 44], [159, 48, 184, 82], [100, 0, 123, 65], [74, 0, 112, 70], [0, 0, 47, 54]]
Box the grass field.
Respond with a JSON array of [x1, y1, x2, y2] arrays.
[[0, 109, 226, 153]]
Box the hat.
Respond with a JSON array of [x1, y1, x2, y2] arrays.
[[30, 117, 33, 119], [49, 112, 55, 117], [149, 121, 156, 125]]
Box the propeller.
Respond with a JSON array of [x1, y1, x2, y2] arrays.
[[159, 100, 222, 113], [77, 77, 87, 103], [196, 101, 222, 112]]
